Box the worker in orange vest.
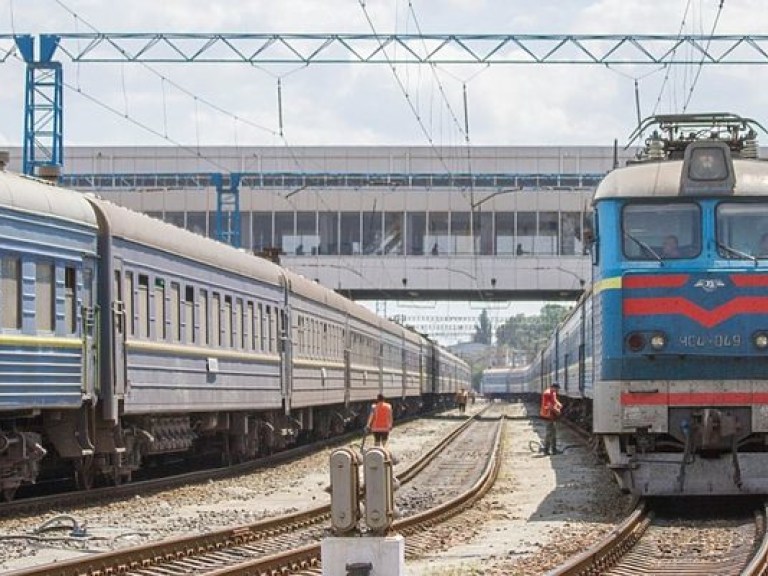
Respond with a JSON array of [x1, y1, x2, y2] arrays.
[[366, 393, 394, 447], [539, 382, 563, 455]]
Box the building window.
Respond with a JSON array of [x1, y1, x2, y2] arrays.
[[340, 212, 361, 255], [450, 212, 471, 255], [406, 212, 426, 256], [319, 212, 338, 255], [362, 211, 382, 255], [382, 212, 403, 255], [253, 212, 273, 253]]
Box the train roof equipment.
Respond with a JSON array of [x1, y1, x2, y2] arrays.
[[597, 113, 768, 201], [628, 112, 767, 161]]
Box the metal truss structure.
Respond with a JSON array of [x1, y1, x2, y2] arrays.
[[4, 33, 768, 65], [3, 31, 768, 245]]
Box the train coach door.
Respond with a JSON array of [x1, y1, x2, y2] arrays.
[[111, 269, 127, 398], [81, 258, 98, 398], [280, 306, 293, 415], [343, 317, 351, 408], [279, 274, 293, 416]]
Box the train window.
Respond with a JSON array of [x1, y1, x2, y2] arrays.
[[236, 298, 245, 349], [125, 272, 135, 336], [65, 267, 76, 334], [223, 296, 232, 348], [170, 282, 180, 342], [35, 262, 55, 332], [247, 302, 255, 351], [1, 256, 21, 329], [113, 271, 123, 335], [259, 303, 266, 352], [297, 315, 304, 354], [154, 278, 166, 341], [265, 305, 272, 353], [716, 203, 768, 259], [243, 301, 251, 350], [199, 289, 209, 345], [212, 293, 221, 347], [272, 307, 279, 353], [622, 203, 701, 260], [184, 286, 194, 344]]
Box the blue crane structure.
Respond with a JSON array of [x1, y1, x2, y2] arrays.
[[3, 32, 768, 246]]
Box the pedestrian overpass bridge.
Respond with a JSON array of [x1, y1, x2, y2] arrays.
[[283, 253, 590, 301]]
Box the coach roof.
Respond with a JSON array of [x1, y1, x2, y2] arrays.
[[0, 171, 98, 227], [87, 196, 284, 286], [594, 158, 768, 201]]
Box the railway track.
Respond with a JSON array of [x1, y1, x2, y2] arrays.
[[5, 407, 504, 575], [0, 409, 454, 519], [551, 499, 768, 576]]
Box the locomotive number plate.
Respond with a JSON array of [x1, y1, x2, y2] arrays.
[[678, 334, 742, 348]]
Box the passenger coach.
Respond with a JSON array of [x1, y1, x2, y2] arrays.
[[0, 166, 470, 498]]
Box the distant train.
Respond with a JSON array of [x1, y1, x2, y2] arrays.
[[0, 167, 470, 499], [480, 366, 532, 400], [530, 113, 768, 496]]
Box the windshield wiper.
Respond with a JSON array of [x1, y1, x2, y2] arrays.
[[624, 231, 662, 261], [716, 240, 758, 266]]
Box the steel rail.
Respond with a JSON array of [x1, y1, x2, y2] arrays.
[[4, 407, 492, 576]]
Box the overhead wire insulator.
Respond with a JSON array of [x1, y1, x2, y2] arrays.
[[742, 137, 758, 159]]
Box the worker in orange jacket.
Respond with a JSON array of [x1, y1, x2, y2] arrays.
[[366, 393, 394, 447], [539, 382, 563, 455]]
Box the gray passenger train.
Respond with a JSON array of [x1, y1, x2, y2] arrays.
[[480, 366, 533, 399], [0, 168, 470, 499]]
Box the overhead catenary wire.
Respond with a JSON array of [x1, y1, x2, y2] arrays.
[[50, 0, 279, 138], [357, 0, 452, 175], [651, 0, 693, 115], [57, 74, 233, 173], [683, 0, 726, 112], [48, 0, 318, 233]]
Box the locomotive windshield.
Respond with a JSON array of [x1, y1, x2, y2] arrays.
[[621, 202, 701, 260], [716, 203, 768, 259]]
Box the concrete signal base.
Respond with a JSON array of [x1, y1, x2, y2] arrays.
[[321, 534, 405, 576]]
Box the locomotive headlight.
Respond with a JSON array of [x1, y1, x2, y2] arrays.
[[650, 333, 667, 351], [627, 333, 646, 352], [755, 332, 768, 350]]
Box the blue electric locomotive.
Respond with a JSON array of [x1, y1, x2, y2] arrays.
[[534, 113, 768, 495]]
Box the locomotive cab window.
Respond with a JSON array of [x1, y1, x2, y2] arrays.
[[716, 203, 768, 259], [622, 203, 701, 260]]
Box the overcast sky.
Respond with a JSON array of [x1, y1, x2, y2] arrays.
[[2, 0, 768, 149]]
